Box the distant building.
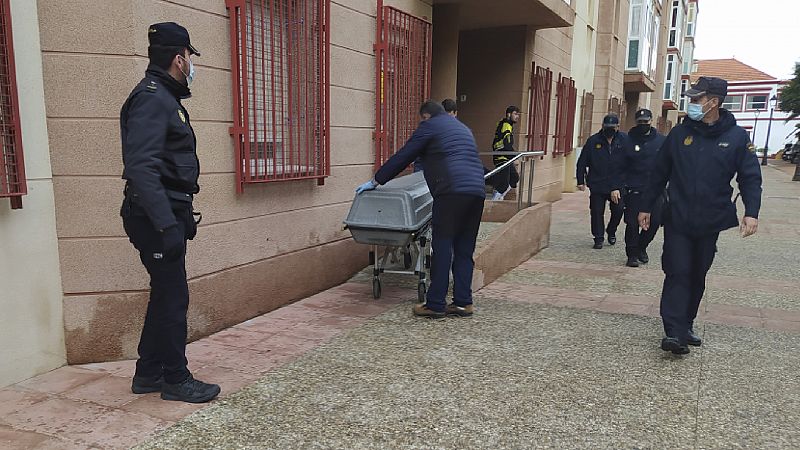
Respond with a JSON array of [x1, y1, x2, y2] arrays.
[[692, 58, 800, 154]]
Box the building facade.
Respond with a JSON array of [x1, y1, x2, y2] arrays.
[[693, 58, 800, 155], [2, 0, 650, 387]]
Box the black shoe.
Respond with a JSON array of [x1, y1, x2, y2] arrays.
[[131, 375, 163, 394], [593, 241, 603, 249], [687, 329, 702, 347], [608, 235, 617, 245], [661, 337, 690, 355], [626, 257, 640, 267], [638, 250, 649, 264], [161, 376, 221, 403]]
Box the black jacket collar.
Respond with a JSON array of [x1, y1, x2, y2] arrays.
[[145, 64, 191, 100], [684, 108, 736, 138]]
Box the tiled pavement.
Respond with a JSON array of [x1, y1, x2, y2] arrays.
[[1, 161, 799, 449]]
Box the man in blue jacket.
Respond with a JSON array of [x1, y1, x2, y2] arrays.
[[639, 76, 762, 355], [356, 101, 486, 319], [623, 109, 666, 267], [576, 114, 629, 249]]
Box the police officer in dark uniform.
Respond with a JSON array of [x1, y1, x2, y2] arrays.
[[639, 77, 762, 355], [622, 109, 666, 267], [120, 22, 220, 402], [576, 114, 629, 249]]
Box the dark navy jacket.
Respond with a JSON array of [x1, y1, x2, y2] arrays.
[[576, 130, 631, 194], [625, 125, 666, 190], [374, 113, 485, 198], [120, 65, 199, 231], [642, 109, 762, 236]]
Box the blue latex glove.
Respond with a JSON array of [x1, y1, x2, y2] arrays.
[[355, 180, 378, 195]]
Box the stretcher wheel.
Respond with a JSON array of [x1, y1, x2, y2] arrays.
[[403, 250, 412, 269], [417, 282, 426, 303], [372, 277, 382, 299]]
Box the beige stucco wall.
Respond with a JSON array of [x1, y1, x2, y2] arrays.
[[592, 0, 629, 126], [565, 0, 599, 192], [37, 0, 431, 363], [0, 0, 66, 387]]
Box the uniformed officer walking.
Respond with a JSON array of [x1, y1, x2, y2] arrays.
[[120, 23, 220, 402], [622, 109, 666, 267], [639, 76, 762, 355], [490, 106, 522, 201], [576, 114, 629, 249]]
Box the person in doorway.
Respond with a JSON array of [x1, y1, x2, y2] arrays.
[[490, 106, 522, 200], [576, 114, 629, 249], [639, 76, 762, 355], [120, 22, 220, 403], [442, 98, 458, 117], [355, 101, 486, 319], [622, 109, 666, 267]]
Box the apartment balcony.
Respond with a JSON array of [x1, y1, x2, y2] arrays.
[[624, 71, 656, 93], [663, 100, 678, 110], [432, 0, 575, 30]]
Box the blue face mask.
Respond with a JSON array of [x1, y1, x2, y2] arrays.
[[687, 101, 709, 121], [179, 56, 196, 87]]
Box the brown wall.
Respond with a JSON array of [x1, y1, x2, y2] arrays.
[[37, 0, 431, 362]]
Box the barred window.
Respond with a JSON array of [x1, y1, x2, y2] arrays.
[[227, 0, 330, 191], [0, 0, 25, 209]]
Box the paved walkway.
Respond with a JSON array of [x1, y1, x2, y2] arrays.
[[2, 162, 799, 449]]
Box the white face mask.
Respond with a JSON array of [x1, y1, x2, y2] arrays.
[[178, 55, 195, 87]]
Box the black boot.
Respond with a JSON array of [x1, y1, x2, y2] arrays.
[[638, 249, 649, 264], [626, 257, 640, 267], [608, 234, 617, 245], [132, 374, 163, 394], [161, 376, 221, 403], [593, 240, 603, 249], [687, 329, 702, 346], [661, 337, 690, 355]]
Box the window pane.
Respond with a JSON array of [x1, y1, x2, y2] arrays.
[[628, 40, 640, 68], [630, 5, 641, 36], [746, 95, 768, 110], [722, 95, 743, 110]]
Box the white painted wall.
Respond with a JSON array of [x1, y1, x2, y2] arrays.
[[0, 0, 65, 387]]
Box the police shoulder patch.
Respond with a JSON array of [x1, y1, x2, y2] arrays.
[[683, 136, 693, 146], [595, 143, 602, 149], [747, 143, 756, 153], [178, 109, 186, 123]]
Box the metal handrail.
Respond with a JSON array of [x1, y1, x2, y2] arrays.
[[479, 151, 545, 210]]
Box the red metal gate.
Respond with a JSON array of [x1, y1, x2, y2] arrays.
[[227, 0, 331, 192], [0, 0, 25, 209], [526, 63, 552, 154], [374, 3, 432, 169], [553, 73, 577, 157]]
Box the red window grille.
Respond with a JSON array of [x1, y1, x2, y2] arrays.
[[578, 90, 595, 144], [374, 4, 432, 169], [226, 0, 331, 192], [0, 0, 25, 210], [553, 73, 577, 157], [526, 63, 552, 155]]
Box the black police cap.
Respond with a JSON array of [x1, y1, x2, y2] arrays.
[[684, 76, 727, 98], [602, 114, 620, 127], [635, 108, 653, 122], [148, 22, 200, 56]]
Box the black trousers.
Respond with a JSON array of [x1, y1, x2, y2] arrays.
[[427, 195, 485, 312], [492, 164, 519, 193], [660, 224, 719, 343], [589, 191, 624, 242], [122, 210, 193, 384], [623, 189, 665, 257]]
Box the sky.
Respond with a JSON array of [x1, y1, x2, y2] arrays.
[[693, 0, 800, 79]]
